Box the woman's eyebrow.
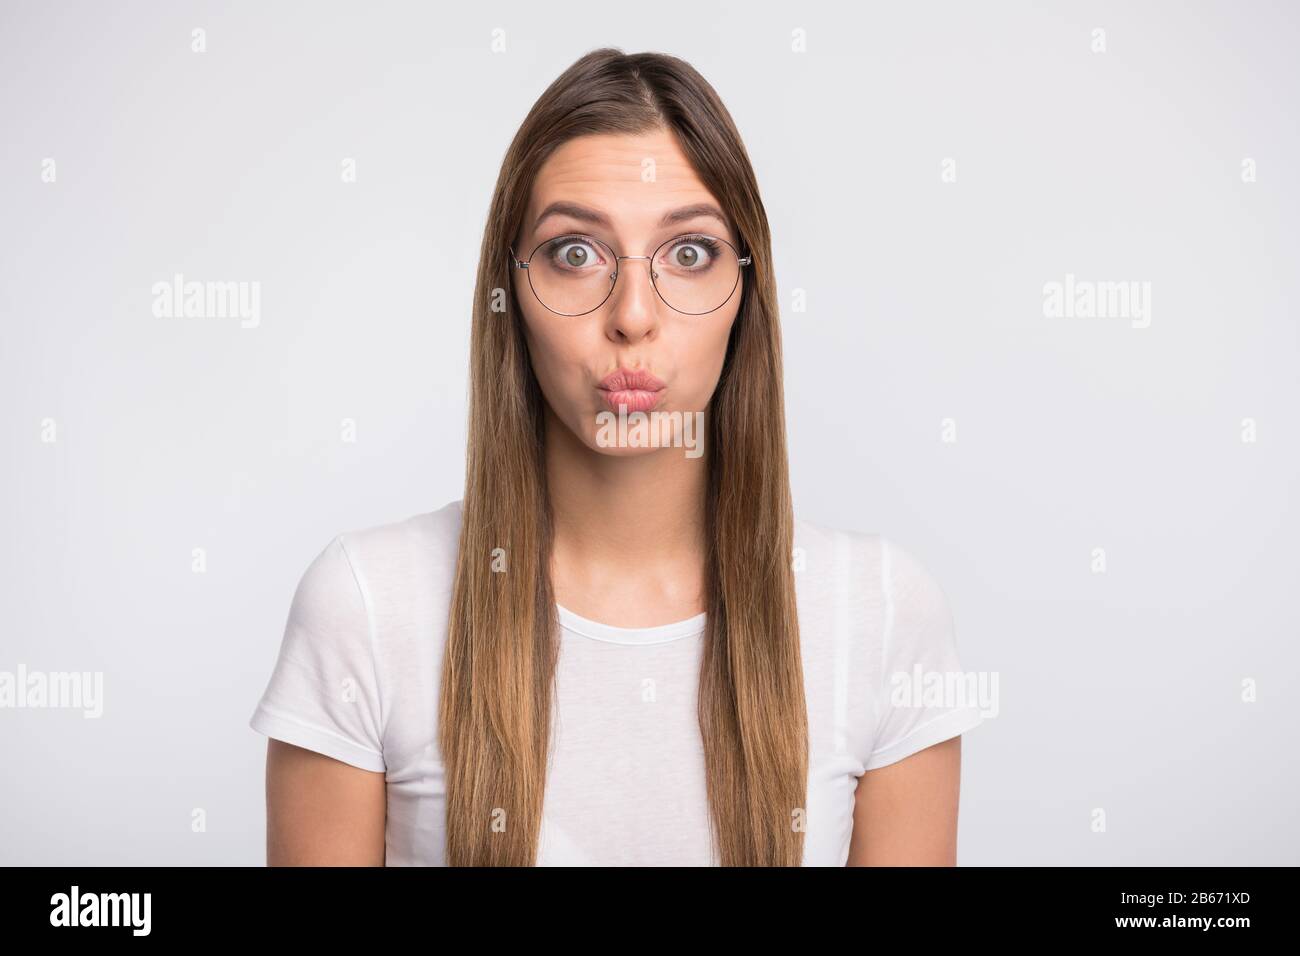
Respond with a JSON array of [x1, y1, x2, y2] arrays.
[[658, 202, 729, 230], [531, 200, 729, 234]]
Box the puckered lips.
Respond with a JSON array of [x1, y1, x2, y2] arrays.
[[597, 368, 665, 413]]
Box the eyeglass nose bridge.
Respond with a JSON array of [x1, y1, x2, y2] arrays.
[[609, 253, 655, 282], [507, 250, 667, 278]]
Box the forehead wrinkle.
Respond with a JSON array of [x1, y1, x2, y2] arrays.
[[525, 133, 732, 246], [529, 178, 731, 243]]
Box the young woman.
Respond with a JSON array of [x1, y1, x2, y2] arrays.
[[249, 47, 984, 866]]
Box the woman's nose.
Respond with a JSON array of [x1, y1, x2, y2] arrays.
[[605, 256, 660, 343]]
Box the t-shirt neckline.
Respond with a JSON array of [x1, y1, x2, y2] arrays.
[[556, 603, 706, 646]]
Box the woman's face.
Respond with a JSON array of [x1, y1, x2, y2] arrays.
[[512, 128, 743, 457]]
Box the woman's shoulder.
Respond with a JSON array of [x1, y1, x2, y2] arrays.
[[792, 514, 953, 620], [251, 500, 465, 771], [285, 499, 464, 628], [332, 498, 464, 577], [792, 515, 894, 577]]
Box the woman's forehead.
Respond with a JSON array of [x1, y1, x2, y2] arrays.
[[540, 128, 684, 168], [525, 132, 730, 240]]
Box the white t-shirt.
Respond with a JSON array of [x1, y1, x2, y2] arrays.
[[248, 499, 984, 865]]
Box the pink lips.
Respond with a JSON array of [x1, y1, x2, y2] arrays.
[[598, 368, 665, 413]]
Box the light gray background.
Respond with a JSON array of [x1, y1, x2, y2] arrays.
[[1, 0, 1296, 865]]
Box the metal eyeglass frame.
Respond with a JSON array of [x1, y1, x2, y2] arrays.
[[508, 232, 752, 317]]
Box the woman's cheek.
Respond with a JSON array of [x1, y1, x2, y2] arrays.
[[526, 324, 591, 423]]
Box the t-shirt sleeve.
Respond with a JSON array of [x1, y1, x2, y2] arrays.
[[863, 537, 985, 771], [248, 534, 387, 772]]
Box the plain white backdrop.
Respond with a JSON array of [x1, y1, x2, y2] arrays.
[[1, 0, 1297, 864]]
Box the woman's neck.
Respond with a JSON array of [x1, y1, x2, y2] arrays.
[[543, 405, 708, 626]]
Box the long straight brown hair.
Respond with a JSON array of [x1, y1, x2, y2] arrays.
[[438, 47, 807, 866]]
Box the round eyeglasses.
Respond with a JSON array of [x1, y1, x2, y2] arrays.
[[509, 232, 752, 317]]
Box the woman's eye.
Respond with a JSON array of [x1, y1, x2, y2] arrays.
[[666, 240, 712, 270], [550, 239, 602, 269]]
